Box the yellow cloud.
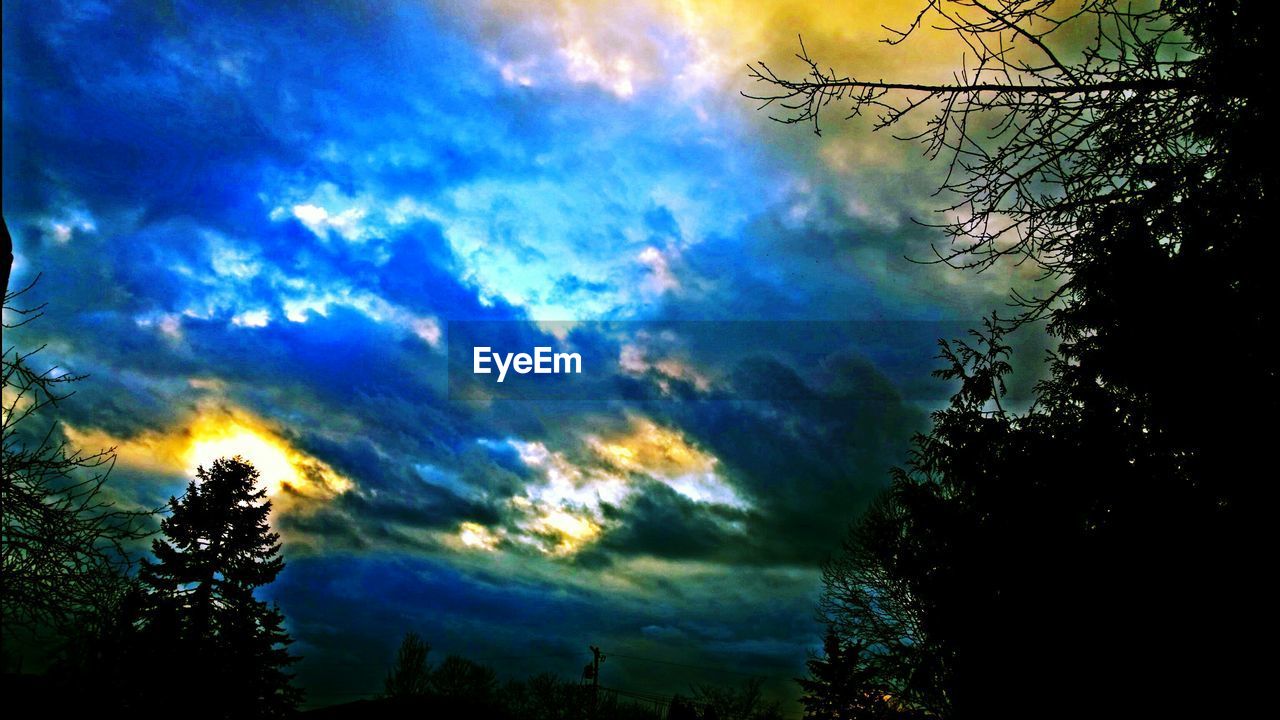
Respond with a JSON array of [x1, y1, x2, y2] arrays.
[[64, 404, 353, 512], [454, 418, 747, 559], [482, 0, 969, 98], [590, 417, 715, 477], [590, 417, 747, 509], [458, 521, 503, 551], [528, 508, 601, 555]]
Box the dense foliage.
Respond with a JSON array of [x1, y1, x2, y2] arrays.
[[769, 1, 1271, 717]]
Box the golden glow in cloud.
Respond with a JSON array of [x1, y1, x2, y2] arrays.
[[481, 0, 968, 101], [456, 416, 745, 557], [458, 521, 502, 551], [590, 417, 746, 508], [590, 417, 713, 477], [529, 507, 602, 554], [64, 404, 353, 512]]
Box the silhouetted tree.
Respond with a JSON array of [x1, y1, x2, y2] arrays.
[[1, 277, 149, 668], [820, 312, 1265, 716], [798, 628, 909, 720], [502, 671, 593, 720], [667, 695, 699, 720], [134, 456, 301, 718], [746, 2, 1262, 302], [431, 654, 498, 700], [751, 1, 1270, 717], [384, 631, 432, 698], [691, 677, 784, 720]]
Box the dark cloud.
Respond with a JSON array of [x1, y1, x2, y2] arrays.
[[605, 353, 927, 567], [267, 552, 819, 708], [596, 482, 751, 561]]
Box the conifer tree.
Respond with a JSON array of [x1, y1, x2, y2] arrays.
[[798, 628, 905, 720], [136, 456, 301, 718]]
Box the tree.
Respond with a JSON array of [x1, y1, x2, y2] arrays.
[[504, 672, 593, 720], [384, 631, 432, 698], [750, 1, 1270, 717], [798, 628, 917, 720], [690, 678, 784, 720], [3, 218, 13, 299], [430, 654, 498, 700], [667, 695, 699, 720], [747, 1, 1263, 297], [135, 456, 301, 718], [817, 315, 1261, 716], [1, 275, 148, 665]]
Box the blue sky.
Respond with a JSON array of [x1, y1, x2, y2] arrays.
[[3, 0, 1045, 710]]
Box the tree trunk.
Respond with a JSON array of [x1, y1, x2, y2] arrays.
[[2, 217, 12, 297]]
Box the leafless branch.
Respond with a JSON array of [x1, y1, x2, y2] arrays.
[[744, 1, 1214, 324]]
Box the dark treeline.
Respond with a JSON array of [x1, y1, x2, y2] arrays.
[[752, 1, 1270, 718], [308, 631, 784, 720]]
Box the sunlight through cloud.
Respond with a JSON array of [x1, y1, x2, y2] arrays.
[[64, 405, 354, 513]]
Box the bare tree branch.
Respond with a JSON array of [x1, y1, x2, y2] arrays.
[[743, 1, 1219, 325], [2, 280, 155, 642]]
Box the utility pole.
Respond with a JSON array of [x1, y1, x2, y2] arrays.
[[588, 645, 606, 714]]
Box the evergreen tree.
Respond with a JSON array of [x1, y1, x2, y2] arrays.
[[798, 628, 905, 720], [136, 456, 301, 718]]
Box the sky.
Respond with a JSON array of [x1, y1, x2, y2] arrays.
[[2, 0, 1047, 711]]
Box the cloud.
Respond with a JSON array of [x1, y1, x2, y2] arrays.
[[447, 415, 746, 558], [0, 0, 1047, 709], [63, 402, 353, 515]]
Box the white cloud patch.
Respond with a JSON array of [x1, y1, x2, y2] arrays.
[[637, 245, 679, 295], [289, 202, 368, 242], [277, 284, 442, 348], [618, 332, 713, 394], [39, 208, 97, 245], [461, 419, 747, 557], [269, 183, 439, 247], [209, 241, 262, 280], [231, 308, 271, 328]]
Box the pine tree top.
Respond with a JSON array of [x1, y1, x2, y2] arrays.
[[143, 456, 285, 594]]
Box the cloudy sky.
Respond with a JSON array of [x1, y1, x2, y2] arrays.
[[3, 0, 1047, 711]]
